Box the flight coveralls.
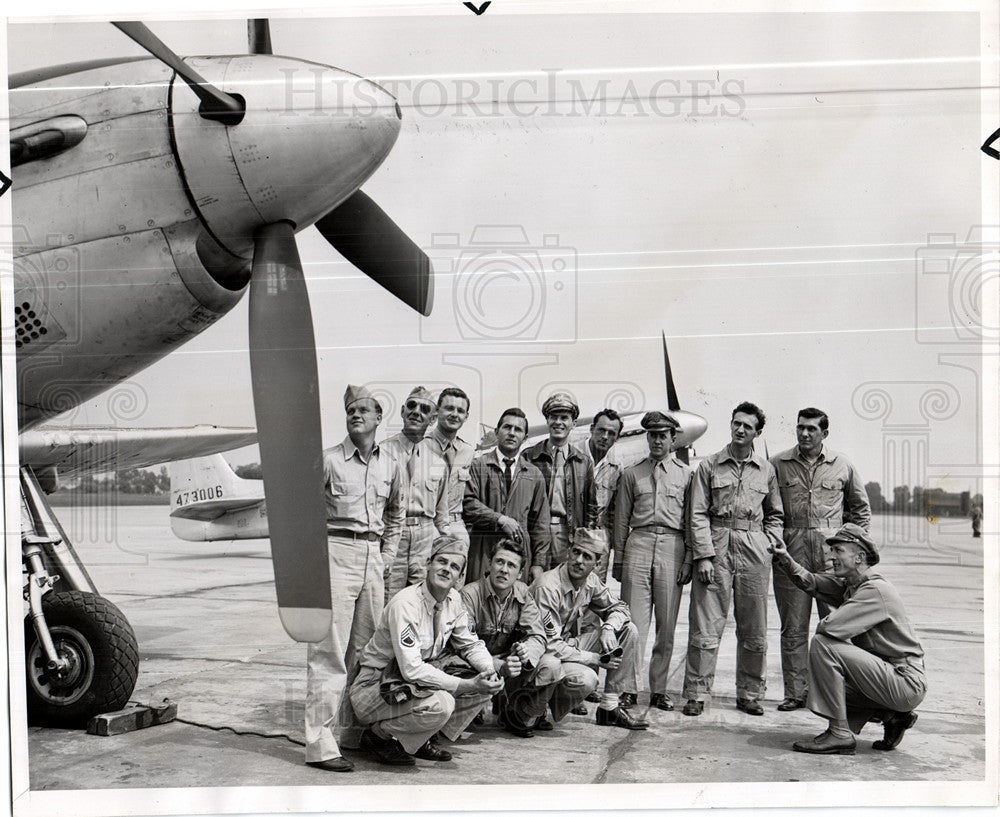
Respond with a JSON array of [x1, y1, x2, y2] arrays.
[[458, 577, 557, 728], [774, 558, 926, 733], [307, 437, 404, 763], [770, 446, 871, 701], [381, 433, 450, 599], [682, 446, 783, 703], [530, 564, 641, 718], [613, 455, 692, 696], [426, 429, 475, 548], [348, 582, 496, 753]]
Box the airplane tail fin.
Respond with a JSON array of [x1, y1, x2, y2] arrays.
[[168, 455, 266, 539]]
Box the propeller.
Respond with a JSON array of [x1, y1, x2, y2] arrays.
[[112, 21, 245, 125], [662, 332, 690, 464], [315, 190, 434, 316], [248, 19, 273, 55], [249, 222, 332, 642]]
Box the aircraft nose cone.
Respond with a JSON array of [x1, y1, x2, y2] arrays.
[[170, 56, 401, 255]]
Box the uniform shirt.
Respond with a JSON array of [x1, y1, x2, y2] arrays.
[[777, 560, 924, 664], [581, 441, 642, 530], [356, 582, 494, 694], [381, 432, 450, 532], [530, 563, 631, 664], [322, 436, 405, 563], [426, 428, 475, 517], [459, 577, 547, 666], [613, 455, 692, 551], [689, 445, 784, 561], [770, 446, 871, 530]]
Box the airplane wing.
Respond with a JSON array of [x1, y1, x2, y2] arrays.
[[19, 425, 258, 481]]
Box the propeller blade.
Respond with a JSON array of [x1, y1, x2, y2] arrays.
[[662, 331, 681, 411], [112, 21, 245, 125], [315, 190, 434, 316], [248, 19, 273, 55], [249, 222, 331, 642]]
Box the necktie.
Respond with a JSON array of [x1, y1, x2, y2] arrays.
[[432, 601, 445, 652], [550, 447, 567, 517], [503, 458, 515, 493]]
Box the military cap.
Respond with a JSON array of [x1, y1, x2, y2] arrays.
[[344, 384, 381, 411], [406, 385, 434, 406], [573, 527, 609, 558], [641, 411, 680, 432], [430, 534, 468, 563], [826, 523, 880, 566], [541, 391, 580, 419]]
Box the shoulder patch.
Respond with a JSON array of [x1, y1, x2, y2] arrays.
[[543, 612, 558, 634], [399, 624, 418, 648]]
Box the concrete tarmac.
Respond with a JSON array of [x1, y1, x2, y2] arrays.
[[16, 507, 993, 802]]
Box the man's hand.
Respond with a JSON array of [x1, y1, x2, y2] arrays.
[[498, 515, 525, 543], [529, 565, 543, 583], [768, 539, 790, 562], [611, 557, 623, 583], [696, 557, 715, 584], [598, 625, 619, 655], [676, 562, 693, 585], [503, 654, 523, 678]]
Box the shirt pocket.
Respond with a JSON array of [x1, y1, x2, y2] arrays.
[[661, 481, 686, 520], [709, 474, 737, 516], [816, 478, 845, 511]]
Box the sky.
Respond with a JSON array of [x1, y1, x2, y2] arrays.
[[6, 7, 997, 495]]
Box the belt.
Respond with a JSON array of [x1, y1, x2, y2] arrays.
[[404, 516, 432, 526], [550, 516, 568, 525], [710, 516, 762, 532], [786, 515, 842, 530], [327, 529, 380, 542], [635, 524, 684, 536], [449, 513, 463, 522]]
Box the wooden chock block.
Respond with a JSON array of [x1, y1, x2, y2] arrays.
[[86, 699, 178, 736]]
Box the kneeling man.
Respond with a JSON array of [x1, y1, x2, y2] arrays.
[[458, 539, 559, 737], [349, 535, 504, 765], [770, 523, 926, 754], [531, 529, 648, 730]]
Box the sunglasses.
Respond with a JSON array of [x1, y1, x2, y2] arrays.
[[405, 400, 434, 414]]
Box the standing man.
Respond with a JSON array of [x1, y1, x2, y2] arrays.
[[457, 539, 558, 737], [523, 392, 598, 567], [770, 407, 871, 712], [613, 411, 693, 711], [426, 387, 475, 549], [349, 535, 504, 765], [306, 385, 405, 772], [463, 408, 551, 582], [381, 386, 450, 598], [770, 525, 926, 754], [531, 529, 648, 730], [681, 401, 784, 717], [582, 408, 630, 580]]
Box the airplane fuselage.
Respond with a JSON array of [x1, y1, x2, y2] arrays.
[[10, 55, 401, 431]]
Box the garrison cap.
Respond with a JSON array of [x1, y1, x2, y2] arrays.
[[406, 385, 434, 405], [826, 523, 880, 566], [430, 534, 468, 563], [344, 384, 381, 412], [541, 392, 580, 419], [573, 527, 609, 558], [641, 411, 680, 432]]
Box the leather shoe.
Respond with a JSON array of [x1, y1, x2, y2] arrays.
[[777, 697, 806, 711], [306, 757, 354, 772], [359, 729, 415, 766], [414, 736, 452, 762], [498, 710, 535, 738], [792, 730, 856, 755], [618, 692, 637, 709], [682, 699, 704, 716], [736, 699, 765, 716], [571, 704, 588, 716], [650, 693, 674, 711], [596, 705, 649, 730], [873, 711, 917, 751], [533, 715, 554, 732], [472, 712, 485, 726], [585, 691, 601, 703]]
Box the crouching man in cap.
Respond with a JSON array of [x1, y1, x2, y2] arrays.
[[457, 539, 558, 737], [770, 524, 926, 754], [530, 529, 648, 730], [349, 535, 504, 765]]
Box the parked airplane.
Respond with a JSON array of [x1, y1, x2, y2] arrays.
[[166, 335, 709, 542], [12, 18, 431, 725]]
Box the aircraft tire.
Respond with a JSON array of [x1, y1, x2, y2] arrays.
[[24, 591, 139, 726]]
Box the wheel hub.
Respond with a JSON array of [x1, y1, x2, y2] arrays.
[[28, 625, 95, 705]]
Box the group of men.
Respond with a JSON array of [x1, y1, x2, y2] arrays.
[[301, 383, 927, 772]]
